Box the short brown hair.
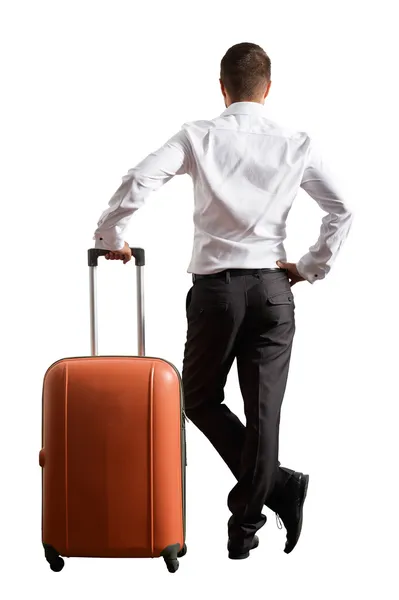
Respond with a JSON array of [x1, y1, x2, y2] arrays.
[[220, 42, 271, 102]]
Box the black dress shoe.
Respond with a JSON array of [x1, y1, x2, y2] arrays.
[[227, 535, 259, 560], [276, 472, 309, 554]]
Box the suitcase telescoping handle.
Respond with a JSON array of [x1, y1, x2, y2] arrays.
[[88, 248, 145, 358]]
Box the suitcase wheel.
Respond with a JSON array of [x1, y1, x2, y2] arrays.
[[161, 543, 181, 573], [49, 557, 65, 573], [165, 558, 179, 573], [177, 543, 187, 558], [43, 544, 65, 573]]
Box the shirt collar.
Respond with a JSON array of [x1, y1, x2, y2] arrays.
[[221, 101, 266, 117]]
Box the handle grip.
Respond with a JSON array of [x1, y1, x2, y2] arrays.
[[88, 247, 145, 267]]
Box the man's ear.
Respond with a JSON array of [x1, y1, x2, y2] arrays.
[[220, 78, 227, 98]]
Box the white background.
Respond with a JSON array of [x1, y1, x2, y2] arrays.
[[1, 0, 398, 598]]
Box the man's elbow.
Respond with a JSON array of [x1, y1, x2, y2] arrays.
[[345, 206, 355, 226], [337, 201, 354, 225]]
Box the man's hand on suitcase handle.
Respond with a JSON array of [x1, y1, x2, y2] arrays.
[[105, 242, 132, 264], [276, 261, 305, 286]]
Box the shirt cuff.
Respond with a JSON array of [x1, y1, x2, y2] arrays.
[[93, 231, 125, 251], [296, 255, 325, 284]]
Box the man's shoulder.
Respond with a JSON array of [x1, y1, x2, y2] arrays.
[[258, 117, 310, 144], [181, 118, 217, 131]]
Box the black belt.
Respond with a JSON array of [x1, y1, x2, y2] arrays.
[[192, 268, 284, 283]]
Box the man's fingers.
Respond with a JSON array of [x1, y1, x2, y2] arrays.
[[287, 273, 301, 286], [277, 260, 305, 282], [104, 245, 131, 263], [277, 260, 295, 272]]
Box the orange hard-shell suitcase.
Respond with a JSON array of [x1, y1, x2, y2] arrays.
[[40, 248, 187, 574]]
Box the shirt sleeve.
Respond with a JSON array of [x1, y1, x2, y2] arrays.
[[93, 128, 191, 250], [296, 137, 354, 283]]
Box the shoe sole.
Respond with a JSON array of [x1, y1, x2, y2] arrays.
[[284, 474, 309, 554], [228, 536, 259, 560]]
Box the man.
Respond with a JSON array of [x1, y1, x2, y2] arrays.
[[93, 42, 353, 560]]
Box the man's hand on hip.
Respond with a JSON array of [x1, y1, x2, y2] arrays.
[[276, 261, 306, 287], [105, 242, 132, 264]]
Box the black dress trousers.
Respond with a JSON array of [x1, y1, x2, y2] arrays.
[[182, 268, 296, 549]]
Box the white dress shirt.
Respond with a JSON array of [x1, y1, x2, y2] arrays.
[[94, 101, 353, 283]]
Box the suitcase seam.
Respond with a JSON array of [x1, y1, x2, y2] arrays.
[[64, 363, 69, 555], [149, 363, 155, 557]]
